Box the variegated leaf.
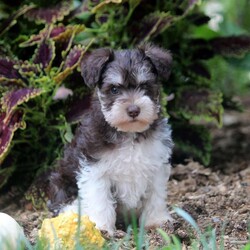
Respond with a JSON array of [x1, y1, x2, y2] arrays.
[[20, 24, 85, 47], [18, 62, 40, 78], [0, 109, 25, 163], [1, 88, 43, 116], [24, 1, 72, 24], [33, 39, 55, 70], [0, 58, 22, 83], [54, 45, 85, 84], [91, 0, 123, 13], [53, 25, 85, 42]]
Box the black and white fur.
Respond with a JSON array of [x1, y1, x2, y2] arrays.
[[48, 44, 173, 235]]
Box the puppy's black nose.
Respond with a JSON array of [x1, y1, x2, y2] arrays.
[[127, 105, 140, 118]]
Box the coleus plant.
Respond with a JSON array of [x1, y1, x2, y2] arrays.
[[0, 18, 88, 188], [0, 0, 250, 190]]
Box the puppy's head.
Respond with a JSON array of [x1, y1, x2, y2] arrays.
[[81, 44, 172, 133]]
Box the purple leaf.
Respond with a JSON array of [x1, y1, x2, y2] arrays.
[[33, 39, 55, 70], [24, 1, 72, 24], [210, 36, 250, 57], [0, 109, 25, 163], [63, 45, 84, 69], [54, 45, 85, 84], [19, 62, 40, 77], [53, 25, 85, 42], [1, 88, 43, 115], [0, 58, 21, 82]]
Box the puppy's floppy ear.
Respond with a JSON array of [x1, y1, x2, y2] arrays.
[[139, 44, 172, 80], [81, 48, 113, 88]]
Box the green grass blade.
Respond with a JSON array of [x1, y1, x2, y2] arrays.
[[157, 228, 171, 244], [174, 207, 209, 249]]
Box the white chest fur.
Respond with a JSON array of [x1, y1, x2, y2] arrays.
[[107, 134, 169, 208], [77, 120, 172, 210]]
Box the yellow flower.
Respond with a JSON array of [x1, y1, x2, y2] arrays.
[[39, 212, 105, 249]]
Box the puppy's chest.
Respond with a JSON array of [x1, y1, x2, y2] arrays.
[[100, 135, 165, 179], [98, 135, 167, 208]]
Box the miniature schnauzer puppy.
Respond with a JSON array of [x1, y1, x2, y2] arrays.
[[48, 44, 173, 235]]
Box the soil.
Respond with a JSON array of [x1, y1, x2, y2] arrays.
[[0, 97, 249, 250]]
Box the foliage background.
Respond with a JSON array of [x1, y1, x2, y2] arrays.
[[0, 0, 249, 193]]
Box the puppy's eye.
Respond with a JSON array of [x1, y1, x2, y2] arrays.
[[110, 86, 120, 95]]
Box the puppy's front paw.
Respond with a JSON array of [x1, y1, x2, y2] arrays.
[[101, 229, 126, 240], [97, 224, 115, 237]]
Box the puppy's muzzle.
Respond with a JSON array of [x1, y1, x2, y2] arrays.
[[127, 105, 140, 119]]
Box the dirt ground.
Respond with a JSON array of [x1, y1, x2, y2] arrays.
[[0, 97, 249, 250]]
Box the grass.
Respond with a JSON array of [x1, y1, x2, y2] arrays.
[[5, 207, 250, 250]]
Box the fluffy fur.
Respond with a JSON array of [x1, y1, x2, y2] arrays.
[[48, 44, 173, 235]]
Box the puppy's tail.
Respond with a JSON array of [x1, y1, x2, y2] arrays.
[[47, 169, 77, 215]]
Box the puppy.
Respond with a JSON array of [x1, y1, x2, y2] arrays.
[[48, 44, 173, 235]]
